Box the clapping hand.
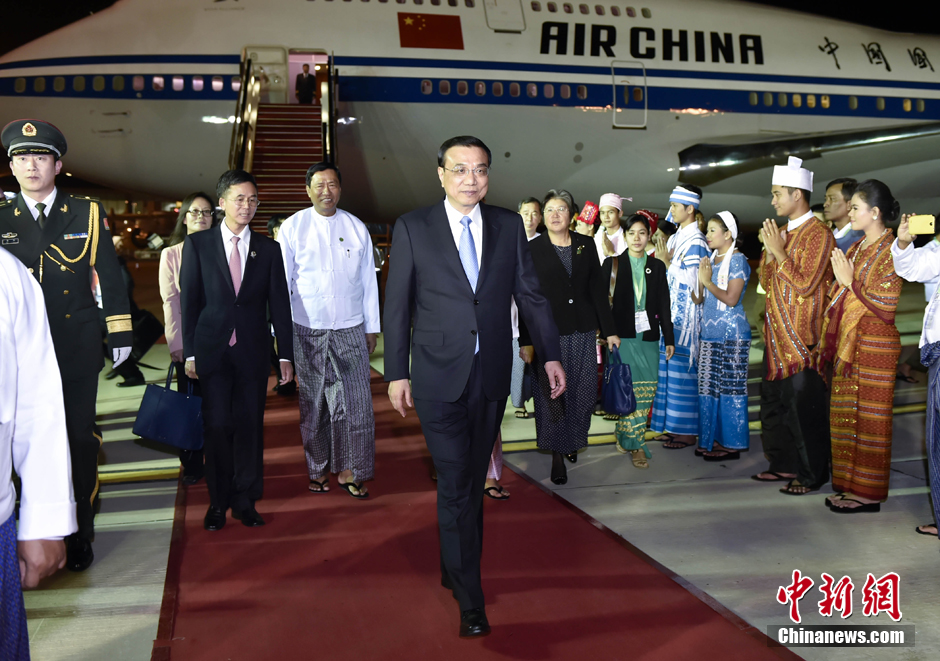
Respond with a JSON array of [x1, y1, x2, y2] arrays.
[[698, 256, 712, 287], [831, 248, 854, 288]]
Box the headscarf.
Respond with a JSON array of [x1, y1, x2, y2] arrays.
[[599, 193, 622, 212], [712, 210, 738, 311], [635, 209, 659, 235], [669, 186, 701, 209]]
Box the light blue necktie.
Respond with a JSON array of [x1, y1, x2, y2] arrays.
[[459, 216, 480, 353]]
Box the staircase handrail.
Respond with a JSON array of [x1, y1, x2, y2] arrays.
[[229, 58, 261, 171]]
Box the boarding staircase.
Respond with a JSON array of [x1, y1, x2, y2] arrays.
[[229, 57, 337, 234]]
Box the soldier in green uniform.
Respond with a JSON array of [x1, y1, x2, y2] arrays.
[[0, 119, 132, 571]]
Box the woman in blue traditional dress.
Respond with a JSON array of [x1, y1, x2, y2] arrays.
[[696, 211, 752, 460]]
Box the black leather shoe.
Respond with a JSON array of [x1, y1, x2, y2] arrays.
[[104, 369, 119, 380], [204, 506, 226, 531], [459, 608, 491, 638], [232, 506, 265, 527], [182, 468, 204, 485], [65, 535, 94, 572], [565, 452, 578, 464]]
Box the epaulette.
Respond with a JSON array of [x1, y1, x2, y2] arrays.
[[69, 194, 101, 203], [0, 198, 12, 208]]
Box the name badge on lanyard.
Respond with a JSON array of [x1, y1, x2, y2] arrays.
[[635, 310, 651, 333]]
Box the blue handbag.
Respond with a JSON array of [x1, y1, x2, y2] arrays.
[[603, 347, 637, 416], [133, 363, 204, 450]]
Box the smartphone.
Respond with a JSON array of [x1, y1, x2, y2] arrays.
[[909, 214, 936, 236]]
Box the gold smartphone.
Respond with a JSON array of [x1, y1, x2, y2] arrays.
[[909, 214, 936, 236]]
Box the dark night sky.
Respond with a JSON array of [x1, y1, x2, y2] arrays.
[[0, 1, 936, 57]]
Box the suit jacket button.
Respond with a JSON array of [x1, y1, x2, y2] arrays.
[[568, 298, 574, 304], [28, 268, 34, 273], [470, 330, 476, 335], [64, 290, 69, 295], [474, 299, 479, 305], [65, 314, 71, 319]]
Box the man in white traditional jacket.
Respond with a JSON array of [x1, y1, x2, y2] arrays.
[[0, 247, 77, 658], [278, 162, 380, 499]]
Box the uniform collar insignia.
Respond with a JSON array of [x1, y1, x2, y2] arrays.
[[2, 232, 16, 239], [22, 122, 37, 137], [60, 203, 68, 213], [14, 207, 20, 216]]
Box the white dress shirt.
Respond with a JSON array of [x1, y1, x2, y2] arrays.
[[23, 187, 58, 221], [278, 207, 380, 332], [220, 221, 250, 278], [787, 210, 815, 232], [0, 249, 77, 540], [892, 238, 940, 347], [921, 238, 940, 302], [444, 197, 483, 268], [594, 226, 626, 263]]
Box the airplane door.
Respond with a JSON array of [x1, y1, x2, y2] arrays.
[[483, 0, 526, 32], [611, 61, 647, 129], [244, 45, 288, 103]]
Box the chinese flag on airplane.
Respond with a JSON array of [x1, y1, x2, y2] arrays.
[[398, 13, 464, 50]]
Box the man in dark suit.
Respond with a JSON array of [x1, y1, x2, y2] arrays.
[[295, 64, 317, 104], [384, 136, 565, 638], [0, 119, 132, 572], [180, 170, 294, 530]]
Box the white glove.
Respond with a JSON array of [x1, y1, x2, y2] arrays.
[[112, 346, 132, 368]]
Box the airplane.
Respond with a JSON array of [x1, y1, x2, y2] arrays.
[[1, 0, 940, 226]]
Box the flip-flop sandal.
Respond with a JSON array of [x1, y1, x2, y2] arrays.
[[779, 481, 818, 496], [484, 485, 510, 500], [603, 413, 620, 421], [703, 450, 740, 462], [829, 497, 880, 513], [653, 433, 674, 443], [662, 437, 695, 449], [896, 374, 917, 383], [593, 407, 606, 417], [308, 478, 329, 493], [514, 410, 530, 419], [338, 481, 369, 499], [750, 471, 792, 482], [825, 493, 846, 508], [915, 523, 938, 536]]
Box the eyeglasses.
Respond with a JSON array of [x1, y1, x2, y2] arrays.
[[442, 166, 489, 178], [544, 207, 569, 215], [227, 196, 260, 208], [188, 209, 214, 218]]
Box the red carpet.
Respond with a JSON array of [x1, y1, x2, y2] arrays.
[[152, 373, 798, 661]]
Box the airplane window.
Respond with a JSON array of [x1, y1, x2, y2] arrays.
[[547, 2, 557, 11], [579, 4, 589, 14], [492, 82, 504, 96], [821, 95, 830, 109], [172, 76, 184, 92], [563, 3, 573, 13], [153, 76, 165, 92], [449, 0, 457, 5], [34, 77, 46, 93], [211, 76, 224, 92], [14, 78, 25, 93], [465, 0, 475, 6], [93, 76, 105, 92], [876, 97, 885, 111], [421, 79, 432, 94], [192, 76, 204, 91], [577, 85, 587, 99], [560, 84, 571, 99], [531, 1, 541, 10], [848, 96, 857, 110], [526, 83, 538, 97], [73, 76, 86, 92], [397, 0, 406, 4], [792, 93, 801, 108], [510, 82, 520, 97], [231, 77, 241, 92], [763, 92, 772, 106], [414, 0, 423, 5], [595, 5, 604, 14], [626, 7, 636, 17], [633, 87, 643, 102], [611, 6, 620, 16], [806, 94, 816, 108], [777, 93, 787, 107], [544, 83, 554, 98], [132, 76, 144, 91], [903, 98, 912, 112], [748, 92, 758, 106], [112, 76, 125, 92], [917, 99, 925, 112], [53, 76, 66, 92], [475, 81, 486, 96], [439, 80, 451, 95], [431, 0, 440, 4], [457, 81, 468, 95], [641, 7, 651, 17]]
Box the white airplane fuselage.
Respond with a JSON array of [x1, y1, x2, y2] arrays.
[[2, 0, 939, 223]]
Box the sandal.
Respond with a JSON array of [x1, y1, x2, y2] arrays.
[[825, 493, 846, 508], [830, 497, 880, 513], [484, 485, 510, 500], [603, 413, 620, 421], [514, 410, 530, 419], [308, 478, 329, 493], [662, 437, 695, 449], [338, 481, 369, 499], [703, 449, 740, 462], [593, 404, 605, 417], [751, 471, 794, 482], [896, 373, 917, 383], [631, 450, 649, 469], [915, 523, 938, 536], [779, 480, 818, 496]]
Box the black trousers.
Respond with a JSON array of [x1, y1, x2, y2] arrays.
[[199, 346, 268, 513], [174, 362, 205, 476], [63, 374, 100, 540], [759, 360, 831, 489], [414, 354, 505, 612]]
